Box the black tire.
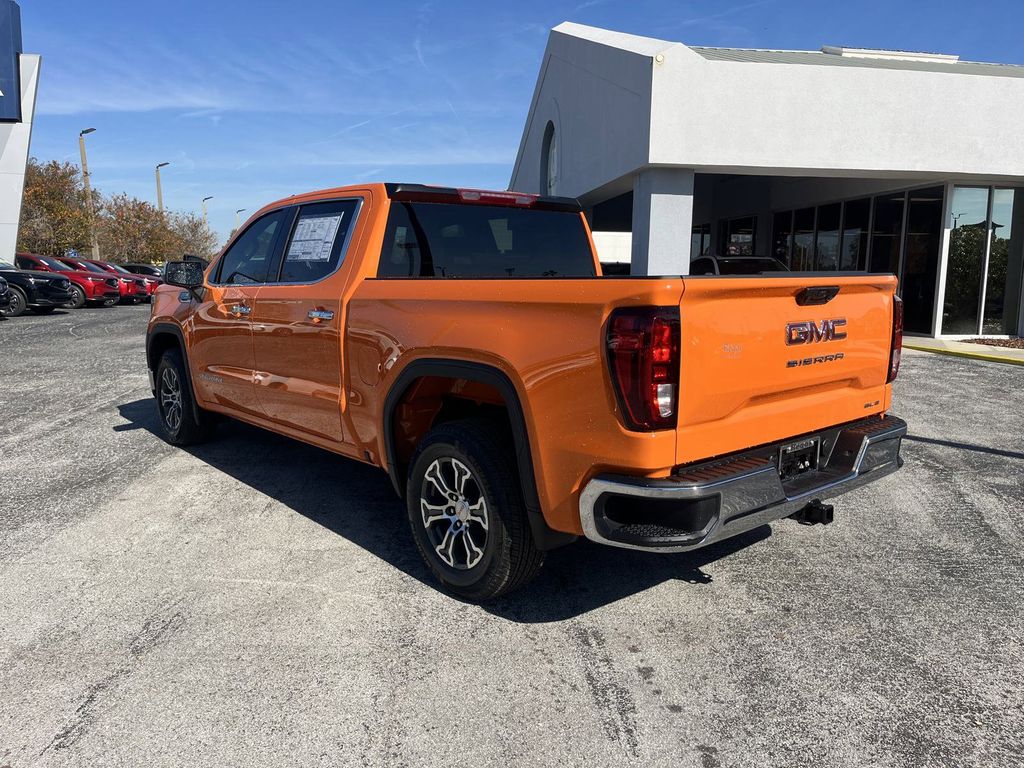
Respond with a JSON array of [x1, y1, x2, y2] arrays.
[[67, 285, 86, 309], [155, 349, 215, 446], [30, 306, 56, 315], [406, 419, 544, 601], [3, 286, 27, 317]]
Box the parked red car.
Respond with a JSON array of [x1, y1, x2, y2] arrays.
[[59, 258, 149, 304], [14, 253, 120, 309], [102, 261, 161, 301]]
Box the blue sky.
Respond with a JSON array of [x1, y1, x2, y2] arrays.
[[23, 0, 1024, 243]]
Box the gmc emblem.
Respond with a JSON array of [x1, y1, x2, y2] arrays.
[[786, 318, 847, 345]]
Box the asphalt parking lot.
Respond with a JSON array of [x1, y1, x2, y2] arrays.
[[1, 306, 1022, 767]]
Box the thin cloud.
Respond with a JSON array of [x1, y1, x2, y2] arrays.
[[573, 0, 612, 11], [674, 0, 777, 27]]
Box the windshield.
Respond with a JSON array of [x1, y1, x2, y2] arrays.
[[34, 255, 73, 271], [111, 264, 132, 274], [378, 203, 596, 278], [0, 261, 15, 270], [75, 260, 110, 274], [127, 264, 160, 275]]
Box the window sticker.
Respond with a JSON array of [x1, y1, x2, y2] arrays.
[[287, 213, 344, 262]]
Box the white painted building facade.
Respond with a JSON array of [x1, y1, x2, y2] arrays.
[[510, 23, 1024, 338], [0, 52, 39, 263]]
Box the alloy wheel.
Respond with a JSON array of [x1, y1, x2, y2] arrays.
[[6, 291, 24, 316], [419, 457, 490, 570], [159, 367, 183, 433]]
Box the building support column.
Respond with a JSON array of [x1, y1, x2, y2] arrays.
[[932, 182, 955, 338], [631, 167, 695, 275], [0, 53, 40, 262]]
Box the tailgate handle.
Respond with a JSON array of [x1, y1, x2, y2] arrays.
[[796, 286, 840, 306]]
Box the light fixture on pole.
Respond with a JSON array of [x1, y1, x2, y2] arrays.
[[155, 162, 170, 213], [78, 128, 100, 258], [234, 208, 246, 233], [202, 196, 214, 225]]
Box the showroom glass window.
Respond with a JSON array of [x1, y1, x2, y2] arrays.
[[690, 223, 711, 260], [840, 198, 871, 271], [792, 208, 815, 271], [901, 187, 943, 335], [945, 186, 1024, 335], [717, 217, 756, 256], [814, 203, 841, 270], [771, 211, 793, 265], [870, 193, 905, 274]]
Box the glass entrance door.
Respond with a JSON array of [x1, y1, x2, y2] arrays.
[[982, 189, 1023, 335], [944, 187, 990, 334], [944, 186, 1024, 336]]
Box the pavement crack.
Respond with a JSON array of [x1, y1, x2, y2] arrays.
[[39, 597, 186, 756], [565, 622, 641, 758]]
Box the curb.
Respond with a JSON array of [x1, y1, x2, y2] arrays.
[[903, 343, 1024, 367]]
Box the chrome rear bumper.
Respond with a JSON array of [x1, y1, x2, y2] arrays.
[[578, 414, 907, 553]]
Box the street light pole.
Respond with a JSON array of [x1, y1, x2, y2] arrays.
[[78, 128, 99, 258], [202, 196, 214, 225], [234, 208, 246, 233], [155, 162, 170, 213]]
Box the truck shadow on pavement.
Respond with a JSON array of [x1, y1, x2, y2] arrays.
[[117, 398, 771, 623]]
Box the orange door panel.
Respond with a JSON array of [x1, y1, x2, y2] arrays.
[[251, 289, 345, 442], [189, 284, 262, 416], [250, 197, 364, 444]]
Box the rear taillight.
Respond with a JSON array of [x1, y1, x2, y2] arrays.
[[887, 294, 903, 383], [606, 307, 681, 430]]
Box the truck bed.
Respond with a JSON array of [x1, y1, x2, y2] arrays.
[[346, 272, 897, 536]]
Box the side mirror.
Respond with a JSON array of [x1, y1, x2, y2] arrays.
[[164, 260, 205, 289]]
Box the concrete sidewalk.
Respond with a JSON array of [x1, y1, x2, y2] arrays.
[[904, 336, 1024, 366]]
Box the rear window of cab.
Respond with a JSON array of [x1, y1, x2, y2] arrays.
[[378, 202, 596, 278]]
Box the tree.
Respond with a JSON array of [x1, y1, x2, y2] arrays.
[[18, 155, 221, 265], [16, 158, 94, 256], [96, 197, 220, 265], [168, 211, 219, 261], [96, 194, 176, 264]]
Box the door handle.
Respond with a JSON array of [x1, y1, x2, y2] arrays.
[[230, 304, 251, 316], [307, 309, 334, 322]]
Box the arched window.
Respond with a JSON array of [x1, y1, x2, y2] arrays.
[[541, 122, 557, 196]]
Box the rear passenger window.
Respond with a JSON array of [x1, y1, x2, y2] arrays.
[[278, 200, 359, 283], [215, 210, 287, 284]]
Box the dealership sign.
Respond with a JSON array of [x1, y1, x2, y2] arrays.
[[0, 0, 22, 122]]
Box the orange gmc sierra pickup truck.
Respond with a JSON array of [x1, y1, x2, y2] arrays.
[[147, 183, 907, 600]]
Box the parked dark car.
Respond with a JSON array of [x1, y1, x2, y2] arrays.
[[0, 260, 76, 317], [121, 263, 163, 278], [0, 275, 10, 315]]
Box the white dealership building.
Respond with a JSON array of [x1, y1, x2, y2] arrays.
[[510, 23, 1024, 338]]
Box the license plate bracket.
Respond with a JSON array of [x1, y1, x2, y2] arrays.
[[778, 437, 821, 480]]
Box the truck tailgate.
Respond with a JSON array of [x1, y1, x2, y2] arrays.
[[675, 274, 897, 464]]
